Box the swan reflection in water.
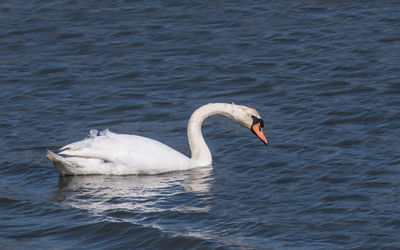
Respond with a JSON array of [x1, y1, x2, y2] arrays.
[[52, 167, 213, 215]]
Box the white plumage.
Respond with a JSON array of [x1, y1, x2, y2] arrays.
[[47, 103, 267, 175]]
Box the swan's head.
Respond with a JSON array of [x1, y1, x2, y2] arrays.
[[233, 105, 268, 145]]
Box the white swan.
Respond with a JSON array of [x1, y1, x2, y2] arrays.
[[46, 103, 267, 175]]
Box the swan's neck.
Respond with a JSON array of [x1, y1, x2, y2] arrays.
[[187, 103, 236, 167]]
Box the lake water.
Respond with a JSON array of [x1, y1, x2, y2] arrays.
[[1, 1, 400, 249]]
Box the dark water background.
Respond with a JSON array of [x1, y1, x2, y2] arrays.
[[1, 1, 400, 249]]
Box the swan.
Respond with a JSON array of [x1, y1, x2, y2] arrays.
[[46, 103, 267, 175]]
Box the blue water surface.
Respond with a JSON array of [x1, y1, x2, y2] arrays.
[[1, 1, 400, 249]]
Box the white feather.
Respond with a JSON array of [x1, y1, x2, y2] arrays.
[[46, 103, 266, 175]]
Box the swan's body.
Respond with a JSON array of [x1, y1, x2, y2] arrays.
[[47, 103, 267, 175]]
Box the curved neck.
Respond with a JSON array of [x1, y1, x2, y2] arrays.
[[187, 103, 236, 167]]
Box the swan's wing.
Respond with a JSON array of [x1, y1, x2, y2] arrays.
[[60, 130, 116, 162], [60, 130, 156, 161], [60, 129, 107, 152], [59, 130, 191, 173]]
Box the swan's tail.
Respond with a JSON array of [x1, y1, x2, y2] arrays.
[[46, 149, 75, 176]]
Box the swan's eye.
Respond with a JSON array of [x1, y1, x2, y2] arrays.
[[251, 115, 264, 128]]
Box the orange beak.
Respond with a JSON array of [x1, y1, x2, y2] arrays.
[[251, 122, 268, 145]]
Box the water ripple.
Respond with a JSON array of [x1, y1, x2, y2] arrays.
[[1, 0, 400, 249]]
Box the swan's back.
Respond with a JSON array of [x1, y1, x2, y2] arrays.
[[49, 130, 192, 175]]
